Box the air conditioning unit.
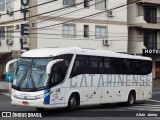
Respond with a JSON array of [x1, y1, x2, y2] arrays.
[[6, 38, 13, 45], [15, 25, 19, 30], [7, 9, 14, 16], [103, 40, 110, 46], [22, 37, 28, 44], [108, 10, 115, 17]]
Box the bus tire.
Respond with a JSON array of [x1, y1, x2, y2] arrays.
[[127, 91, 136, 106], [67, 94, 77, 111]]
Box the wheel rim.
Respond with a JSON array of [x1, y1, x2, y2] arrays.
[[129, 95, 134, 104], [70, 97, 76, 109]]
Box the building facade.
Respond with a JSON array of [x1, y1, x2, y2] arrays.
[[0, 0, 29, 81], [128, 0, 160, 78], [29, 0, 128, 53]]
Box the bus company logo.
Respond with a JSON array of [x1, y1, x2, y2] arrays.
[[70, 74, 152, 88], [2, 112, 11, 118], [1, 112, 42, 118]]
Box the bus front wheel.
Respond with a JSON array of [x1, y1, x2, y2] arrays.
[[67, 94, 77, 111]]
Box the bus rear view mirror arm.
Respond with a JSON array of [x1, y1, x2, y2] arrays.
[[6, 59, 18, 73], [46, 59, 64, 75]]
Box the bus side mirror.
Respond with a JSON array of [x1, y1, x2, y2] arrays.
[[46, 59, 64, 75], [6, 59, 18, 83], [6, 59, 18, 73]]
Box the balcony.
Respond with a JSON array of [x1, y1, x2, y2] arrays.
[[144, 17, 160, 24], [128, 1, 160, 29], [140, 0, 160, 5]]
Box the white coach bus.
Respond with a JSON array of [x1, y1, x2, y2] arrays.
[[6, 47, 152, 111]]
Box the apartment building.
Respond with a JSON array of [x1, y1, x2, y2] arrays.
[[128, 0, 160, 78], [0, 0, 29, 81], [29, 0, 128, 52]]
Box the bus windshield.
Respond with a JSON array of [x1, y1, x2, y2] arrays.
[[13, 58, 53, 90], [12, 54, 73, 91]]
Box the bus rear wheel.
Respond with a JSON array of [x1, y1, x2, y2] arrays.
[[67, 94, 77, 111], [127, 91, 136, 105]]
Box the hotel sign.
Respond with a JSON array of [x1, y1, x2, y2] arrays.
[[143, 49, 160, 55], [21, 0, 29, 36], [20, 0, 30, 51]]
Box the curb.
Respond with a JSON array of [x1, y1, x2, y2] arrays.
[[1, 93, 10, 96], [0, 90, 9, 95]]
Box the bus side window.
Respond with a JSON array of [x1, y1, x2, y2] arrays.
[[51, 63, 63, 85], [141, 61, 152, 75], [117, 59, 129, 74], [130, 61, 141, 74], [104, 58, 117, 74], [99, 57, 104, 74], [89, 57, 100, 74], [50, 60, 69, 86], [70, 56, 87, 78]]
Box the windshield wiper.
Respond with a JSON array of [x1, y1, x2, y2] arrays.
[[27, 74, 36, 90], [17, 68, 28, 88]]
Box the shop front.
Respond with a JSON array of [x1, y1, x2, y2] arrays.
[[143, 49, 160, 79], [0, 50, 22, 82], [0, 52, 12, 81]]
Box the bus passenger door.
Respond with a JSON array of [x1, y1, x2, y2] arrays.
[[49, 61, 66, 107]]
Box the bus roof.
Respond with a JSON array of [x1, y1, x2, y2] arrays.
[[21, 47, 152, 61]]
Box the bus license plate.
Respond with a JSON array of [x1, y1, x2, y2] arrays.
[[22, 101, 29, 105]]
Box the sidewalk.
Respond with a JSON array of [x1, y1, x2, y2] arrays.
[[0, 81, 9, 94], [153, 79, 160, 87]]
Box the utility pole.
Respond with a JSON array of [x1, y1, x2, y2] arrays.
[[29, 0, 37, 49]]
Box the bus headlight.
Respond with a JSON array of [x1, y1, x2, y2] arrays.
[[36, 94, 45, 99], [36, 93, 50, 99]]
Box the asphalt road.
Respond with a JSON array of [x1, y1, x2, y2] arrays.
[[0, 88, 160, 120]]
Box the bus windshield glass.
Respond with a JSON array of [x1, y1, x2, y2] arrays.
[[13, 58, 53, 90], [12, 54, 73, 91]]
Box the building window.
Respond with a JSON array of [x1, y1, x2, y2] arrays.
[[6, 0, 14, 10], [155, 61, 160, 78], [6, 26, 14, 38], [137, 3, 143, 16], [84, 25, 89, 37], [95, 26, 107, 38], [0, 0, 5, 11], [95, 0, 106, 10], [144, 6, 157, 24], [63, 0, 75, 6], [0, 27, 5, 39], [144, 30, 157, 49], [63, 24, 76, 37], [84, 0, 89, 8]]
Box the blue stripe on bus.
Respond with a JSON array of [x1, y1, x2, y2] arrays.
[[44, 89, 50, 105]]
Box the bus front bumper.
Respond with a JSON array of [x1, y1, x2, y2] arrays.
[[11, 96, 54, 108]]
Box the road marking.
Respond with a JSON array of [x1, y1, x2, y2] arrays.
[[142, 104, 160, 107], [120, 104, 160, 111], [126, 107, 160, 111], [1, 93, 10, 96], [124, 106, 160, 111], [130, 106, 160, 109], [153, 92, 160, 95], [154, 117, 160, 120], [147, 100, 160, 103]]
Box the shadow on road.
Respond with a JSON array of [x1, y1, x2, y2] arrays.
[[31, 102, 147, 117]]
